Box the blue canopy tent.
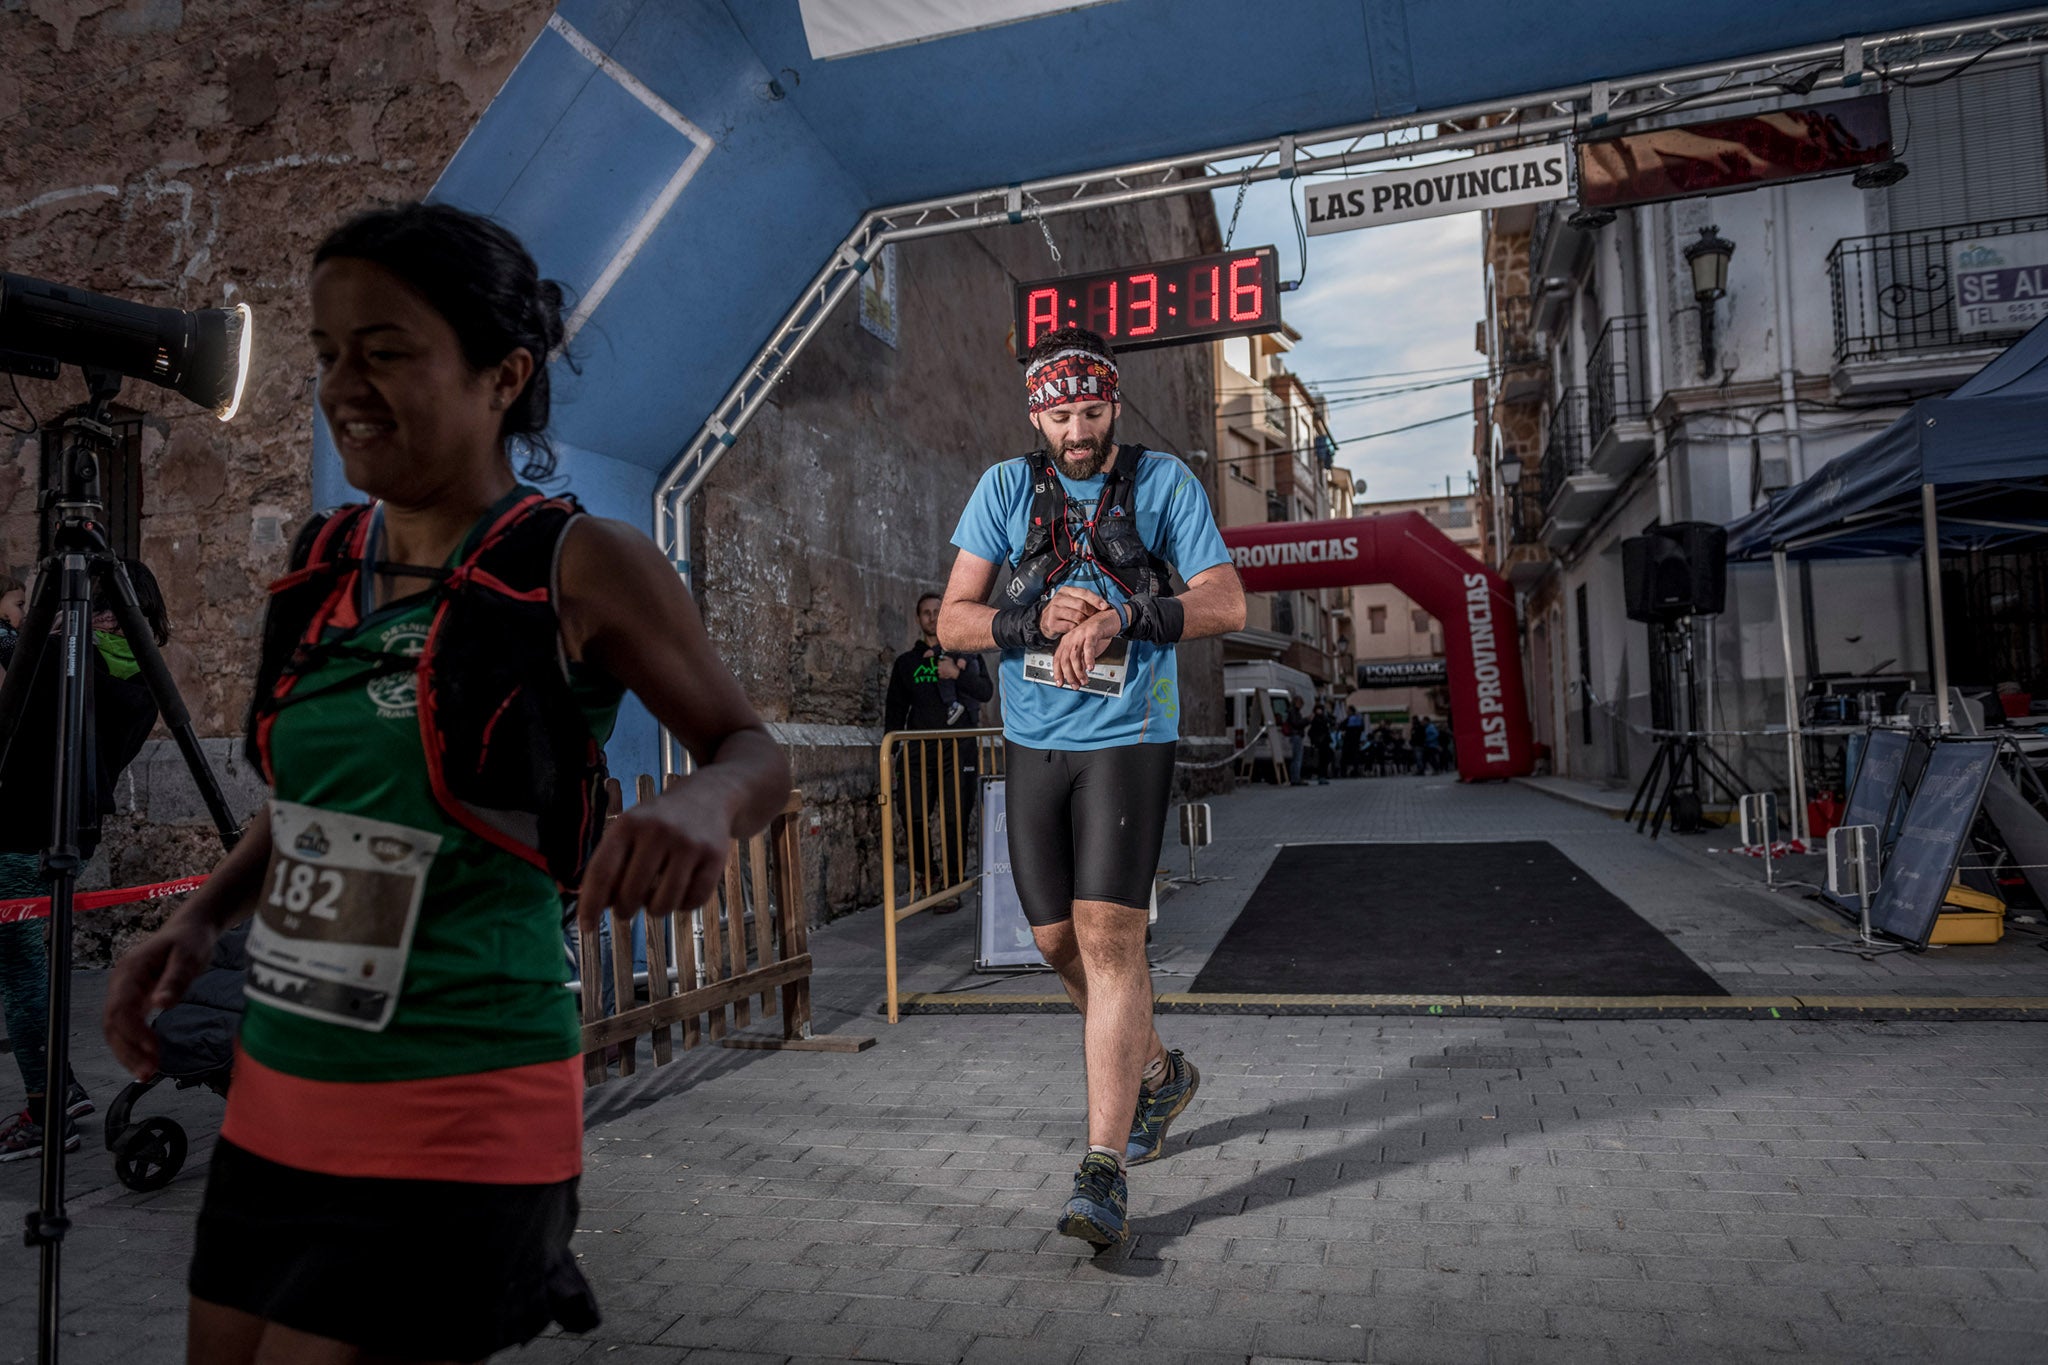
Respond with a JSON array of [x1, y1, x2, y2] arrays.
[[1725, 315, 2048, 825], [328, 0, 2037, 779]]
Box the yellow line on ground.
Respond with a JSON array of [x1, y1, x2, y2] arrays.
[[892, 992, 2048, 1012]]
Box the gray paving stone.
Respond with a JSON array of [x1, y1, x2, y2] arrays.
[[11, 778, 2048, 1363]]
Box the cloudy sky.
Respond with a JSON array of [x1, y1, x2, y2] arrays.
[[1209, 175, 1483, 505]]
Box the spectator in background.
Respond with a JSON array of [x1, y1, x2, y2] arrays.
[[1339, 705, 1364, 778], [1307, 704, 1333, 786], [1423, 716, 1444, 774], [885, 591, 994, 910], [0, 559, 171, 1161], [1408, 715, 1428, 775]]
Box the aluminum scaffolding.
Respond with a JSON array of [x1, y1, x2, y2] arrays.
[[649, 6, 2048, 773]]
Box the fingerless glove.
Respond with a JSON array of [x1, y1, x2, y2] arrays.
[[1117, 594, 1184, 643]]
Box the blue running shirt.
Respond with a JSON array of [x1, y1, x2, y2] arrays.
[[952, 449, 1232, 750]]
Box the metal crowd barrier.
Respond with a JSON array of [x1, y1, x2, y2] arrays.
[[576, 777, 871, 1083], [878, 727, 1005, 1023]]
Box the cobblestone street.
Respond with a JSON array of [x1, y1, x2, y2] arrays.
[[4, 776, 2046, 1363]]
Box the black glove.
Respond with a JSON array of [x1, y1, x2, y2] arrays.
[[990, 604, 1052, 651], [1117, 593, 1184, 643]]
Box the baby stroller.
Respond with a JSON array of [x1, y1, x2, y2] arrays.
[[101, 922, 247, 1191]]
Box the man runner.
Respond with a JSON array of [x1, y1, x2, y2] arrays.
[[939, 328, 1245, 1247]]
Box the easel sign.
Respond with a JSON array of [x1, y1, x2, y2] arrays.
[[1868, 738, 2000, 946]]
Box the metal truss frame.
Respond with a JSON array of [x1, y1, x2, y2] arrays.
[[651, 4, 2048, 574]]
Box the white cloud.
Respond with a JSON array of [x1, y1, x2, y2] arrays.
[[1214, 175, 1483, 503]]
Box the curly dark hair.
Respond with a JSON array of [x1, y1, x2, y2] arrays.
[[314, 202, 572, 480]]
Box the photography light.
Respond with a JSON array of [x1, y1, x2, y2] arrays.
[[0, 273, 253, 420]]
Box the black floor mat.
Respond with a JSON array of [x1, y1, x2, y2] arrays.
[[1190, 841, 1727, 997]]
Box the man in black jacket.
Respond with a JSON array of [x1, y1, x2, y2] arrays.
[[885, 593, 993, 908]]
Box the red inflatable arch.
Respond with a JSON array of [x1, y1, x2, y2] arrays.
[[1221, 513, 1533, 782]]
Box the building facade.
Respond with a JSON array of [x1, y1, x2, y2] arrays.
[[1476, 60, 2048, 791], [1210, 329, 1350, 694]]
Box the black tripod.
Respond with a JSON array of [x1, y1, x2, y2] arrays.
[[1627, 618, 1746, 838], [0, 370, 240, 1365]]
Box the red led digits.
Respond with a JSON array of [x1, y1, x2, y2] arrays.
[[1127, 273, 1159, 337], [1085, 279, 1118, 336], [1015, 247, 1277, 352], [1191, 265, 1221, 325], [1025, 288, 1060, 348], [1228, 256, 1263, 322]]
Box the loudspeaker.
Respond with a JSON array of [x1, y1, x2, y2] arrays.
[[1623, 521, 1726, 622]]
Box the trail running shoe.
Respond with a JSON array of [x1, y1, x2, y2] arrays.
[[1056, 1151, 1128, 1248], [1125, 1049, 1200, 1166], [0, 1111, 79, 1163], [64, 1081, 93, 1121]]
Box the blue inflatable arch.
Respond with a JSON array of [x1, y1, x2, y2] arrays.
[[375, 1, 2035, 775]]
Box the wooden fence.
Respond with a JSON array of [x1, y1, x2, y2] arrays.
[[577, 778, 871, 1084]]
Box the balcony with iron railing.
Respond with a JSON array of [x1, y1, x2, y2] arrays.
[[1828, 213, 2048, 395], [1501, 486, 1550, 588], [1540, 388, 1589, 507], [1493, 293, 1547, 405], [1540, 387, 1614, 549], [1586, 314, 1652, 476]]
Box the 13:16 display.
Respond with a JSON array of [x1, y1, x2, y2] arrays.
[[1014, 245, 1281, 354]]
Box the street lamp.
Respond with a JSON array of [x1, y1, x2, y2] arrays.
[[1683, 225, 1736, 378], [1497, 455, 1523, 488]]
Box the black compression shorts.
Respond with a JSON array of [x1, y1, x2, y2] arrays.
[[1004, 739, 1176, 926]]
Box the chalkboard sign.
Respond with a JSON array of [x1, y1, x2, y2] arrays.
[[1868, 739, 2000, 946], [1841, 729, 1909, 832], [977, 780, 1047, 970]]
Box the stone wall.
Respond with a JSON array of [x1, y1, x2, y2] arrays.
[[2, 0, 558, 960]]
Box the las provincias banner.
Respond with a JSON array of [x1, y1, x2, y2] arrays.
[[1220, 513, 1534, 782]]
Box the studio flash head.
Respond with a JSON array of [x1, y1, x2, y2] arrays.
[[0, 272, 253, 420]]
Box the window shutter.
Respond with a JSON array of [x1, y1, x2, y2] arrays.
[[1888, 62, 2048, 229]]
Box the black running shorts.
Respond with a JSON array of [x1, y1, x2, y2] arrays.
[[1004, 739, 1176, 926]]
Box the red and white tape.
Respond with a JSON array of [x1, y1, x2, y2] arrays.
[[0, 875, 208, 925]]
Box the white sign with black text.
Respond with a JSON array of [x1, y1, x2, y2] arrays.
[[1304, 145, 1570, 236], [1952, 230, 2048, 335]]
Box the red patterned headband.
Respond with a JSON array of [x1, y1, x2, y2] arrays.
[[1025, 348, 1120, 414]]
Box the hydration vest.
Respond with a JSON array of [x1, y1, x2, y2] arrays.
[[999, 446, 1176, 611], [246, 492, 610, 889]]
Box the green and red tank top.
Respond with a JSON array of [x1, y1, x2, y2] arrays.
[[223, 492, 622, 1184]]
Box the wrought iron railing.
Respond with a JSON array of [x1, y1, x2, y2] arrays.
[[1541, 388, 1590, 514], [1829, 214, 2048, 365], [1508, 487, 1547, 544], [1587, 314, 1649, 439]]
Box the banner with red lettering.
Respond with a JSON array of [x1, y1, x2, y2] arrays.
[[1221, 512, 1533, 781]]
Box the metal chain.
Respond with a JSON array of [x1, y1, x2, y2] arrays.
[[1223, 171, 1251, 248], [1036, 214, 1061, 264]]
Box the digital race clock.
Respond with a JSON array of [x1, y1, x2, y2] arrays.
[[1014, 245, 1282, 355]]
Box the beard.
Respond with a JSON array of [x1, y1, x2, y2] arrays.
[[1050, 421, 1116, 479]]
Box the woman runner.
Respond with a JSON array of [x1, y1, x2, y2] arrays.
[[103, 202, 790, 1364]]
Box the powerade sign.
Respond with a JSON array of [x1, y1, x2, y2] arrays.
[[1305, 146, 1568, 235], [1360, 659, 1447, 687]]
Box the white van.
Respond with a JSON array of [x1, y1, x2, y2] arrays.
[[1222, 660, 1317, 748]]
